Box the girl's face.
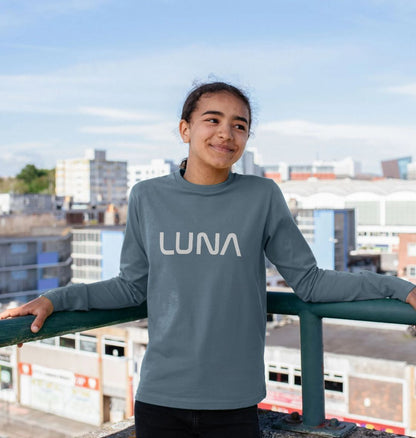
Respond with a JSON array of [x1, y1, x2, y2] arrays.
[[179, 91, 250, 183]]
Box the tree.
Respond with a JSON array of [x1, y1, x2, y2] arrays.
[[14, 164, 55, 194]]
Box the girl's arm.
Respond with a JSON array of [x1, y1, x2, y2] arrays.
[[264, 183, 416, 306], [0, 186, 148, 333]]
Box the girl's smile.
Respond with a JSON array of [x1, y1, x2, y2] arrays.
[[179, 91, 250, 185]]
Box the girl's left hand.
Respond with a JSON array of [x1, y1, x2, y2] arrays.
[[406, 287, 416, 311]]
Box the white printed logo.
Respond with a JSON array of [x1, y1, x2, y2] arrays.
[[159, 232, 242, 257]]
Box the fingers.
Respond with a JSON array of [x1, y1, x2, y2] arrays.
[[0, 306, 31, 319], [0, 296, 54, 334], [31, 311, 49, 333]]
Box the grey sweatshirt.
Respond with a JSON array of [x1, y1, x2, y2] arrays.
[[44, 170, 414, 409]]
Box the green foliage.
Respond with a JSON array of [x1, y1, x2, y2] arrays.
[[0, 164, 55, 194]]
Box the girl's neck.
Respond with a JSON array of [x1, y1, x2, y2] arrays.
[[183, 164, 230, 185]]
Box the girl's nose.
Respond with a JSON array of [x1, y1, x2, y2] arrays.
[[218, 123, 233, 140]]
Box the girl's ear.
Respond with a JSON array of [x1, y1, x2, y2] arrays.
[[179, 119, 190, 144]]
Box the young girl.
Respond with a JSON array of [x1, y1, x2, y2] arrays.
[[2, 81, 416, 438]]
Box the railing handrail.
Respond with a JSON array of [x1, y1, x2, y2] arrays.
[[1, 292, 415, 430]]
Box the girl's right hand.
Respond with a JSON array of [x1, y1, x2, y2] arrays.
[[0, 296, 54, 336]]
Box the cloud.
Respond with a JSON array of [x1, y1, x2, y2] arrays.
[[0, 42, 341, 114], [385, 82, 416, 97], [259, 119, 416, 145], [79, 106, 160, 121], [252, 119, 416, 173], [1, 0, 111, 30], [0, 142, 56, 176], [81, 122, 178, 143]]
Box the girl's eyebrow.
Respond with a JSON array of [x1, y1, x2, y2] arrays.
[[201, 110, 248, 125]]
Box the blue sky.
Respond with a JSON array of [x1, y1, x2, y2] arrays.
[[1, 0, 415, 176]]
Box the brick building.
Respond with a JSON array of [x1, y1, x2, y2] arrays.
[[397, 233, 416, 284]]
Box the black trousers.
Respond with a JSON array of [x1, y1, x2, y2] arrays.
[[135, 401, 261, 438]]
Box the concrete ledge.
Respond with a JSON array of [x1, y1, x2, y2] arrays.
[[79, 411, 414, 438]]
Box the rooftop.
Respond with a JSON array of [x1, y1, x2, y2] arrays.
[[279, 178, 416, 197], [267, 319, 416, 365]]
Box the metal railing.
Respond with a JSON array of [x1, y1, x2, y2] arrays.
[[1, 292, 415, 430]]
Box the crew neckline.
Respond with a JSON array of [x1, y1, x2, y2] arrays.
[[174, 169, 236, 194]]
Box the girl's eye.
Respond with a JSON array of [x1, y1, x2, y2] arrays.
[[235, 124, 246, 131], [206, 118, 218, 123]]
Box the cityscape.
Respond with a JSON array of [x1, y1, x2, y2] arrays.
[[1, 0, 416, 437], [1, 149, 416, 436]]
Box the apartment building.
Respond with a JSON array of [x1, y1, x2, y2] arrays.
[[56, 149, 127, 206], [0, 232, 72, 307]]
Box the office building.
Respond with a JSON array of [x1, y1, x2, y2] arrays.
[[293, 208, 355, 271], [381, 157, 412, 179], [279, 179, 416, 253], [264, 157, 359, 183]]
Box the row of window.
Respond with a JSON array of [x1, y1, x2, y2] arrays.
[[71, 244, 102, 256], [71, 268, 102, 281], [267, 364, 344, 393], [358, 231, 399, 237], [39, 333, 126, 357], [346, 201, 416, 226], [72, 258, 101, 268], [72, 233, 101, 242]]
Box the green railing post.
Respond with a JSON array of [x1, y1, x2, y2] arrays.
[[299, 310, 325, 427]]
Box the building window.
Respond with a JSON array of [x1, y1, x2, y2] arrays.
[[269, 371, 289, 383], [80, 334, 97, 353], [268, 365, 290, 384], [10, 243, 28, 254], [0, 365, 13, 390], [59, 335, 76, 349], [324, 372, 344, 393], [294, 368, 302, 386], [11, 270, 28, 280], [408, 243, 416, 257], [40, 337, 56, 346], [104, 338, 126, 357], [324, 380, 344, 392], [407, 266, 416, 277]]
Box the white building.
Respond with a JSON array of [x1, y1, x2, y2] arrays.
[[56, 149, 127, 205], [314, 156, 361, 178], [407, 162, 416, 180], [70, 227, 124, 284], [127, 159, 176, 194], [278, 179, 416, 253]]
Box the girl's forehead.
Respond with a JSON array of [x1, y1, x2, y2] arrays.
[[195, 92, 250, 116]]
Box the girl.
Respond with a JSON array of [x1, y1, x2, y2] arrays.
[[2, 81, 416, 438]]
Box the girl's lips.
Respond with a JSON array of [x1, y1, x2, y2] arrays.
[[210, 143, 235, 153]]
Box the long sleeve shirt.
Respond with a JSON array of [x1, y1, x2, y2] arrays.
[[44, 170, 414, 409]]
